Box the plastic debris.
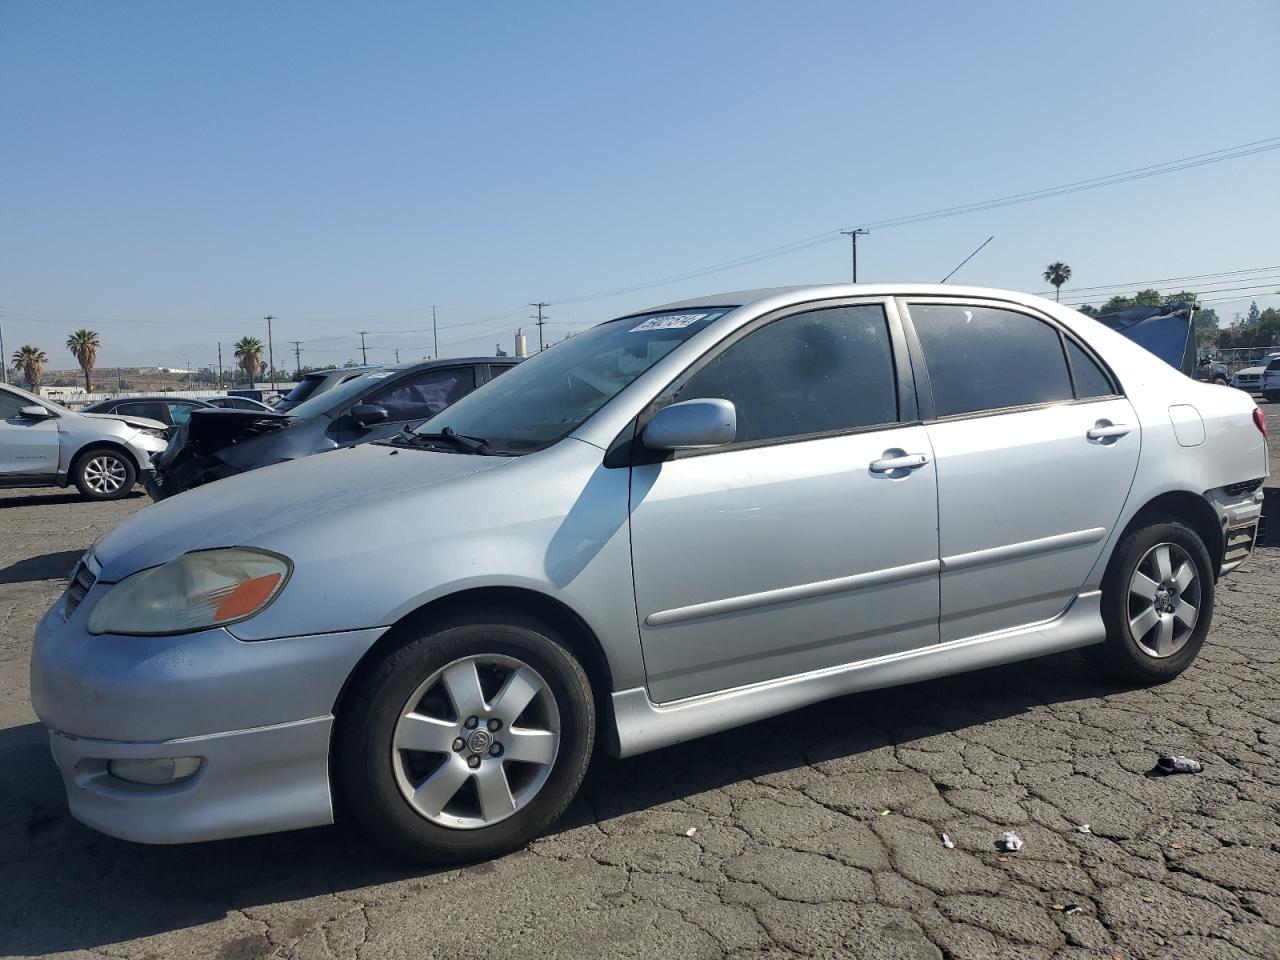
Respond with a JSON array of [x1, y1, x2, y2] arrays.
[[684, 827, 697, 837], [1170, 842, 1182, 849], [879, 809, 891, 816], [1076, 824, 1092, 834], [1156, 755, 1202, 775], [997, 855, 1010, 863], [1000, 831, 1024, 852], [1064, 904, 1083, 916], [1052, 903, 1065, 911], [1142, 895, 1155, 903], [941, 833, 955, 849]]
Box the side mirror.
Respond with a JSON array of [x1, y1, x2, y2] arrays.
[[349, 403, 389, 428], [19, 404, 52, 419], [642, 399, 737, 451]]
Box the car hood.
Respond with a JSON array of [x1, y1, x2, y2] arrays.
[[92, 443, 513, 581], [77, 411, 168, 431], [1234, 366, 1266, 376]]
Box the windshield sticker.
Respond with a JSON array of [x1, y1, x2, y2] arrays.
[[631, 313, 708, 332]]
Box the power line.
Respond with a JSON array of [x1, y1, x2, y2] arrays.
[[1039, 263, 1280, 297]]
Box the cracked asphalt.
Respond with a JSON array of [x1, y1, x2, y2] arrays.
[[2, 411, 1278, 960]]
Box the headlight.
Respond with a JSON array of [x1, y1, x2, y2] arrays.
[[87, 548, 291, 636]]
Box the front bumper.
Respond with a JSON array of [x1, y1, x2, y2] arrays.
[[47, 718, 333, 843], [30, 585, 385, 843]]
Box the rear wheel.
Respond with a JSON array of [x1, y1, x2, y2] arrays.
[[336, 613, 595, 863], [1092, 516, 1214, 684], [71, 447, 137, 500]]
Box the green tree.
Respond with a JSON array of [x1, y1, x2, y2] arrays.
[[65, 329, 101, 392], [11, 345, 50, 390], [233, 336, 265, 388], [1246, 300, 1262, 326], [1042, 262, 1072, 301]]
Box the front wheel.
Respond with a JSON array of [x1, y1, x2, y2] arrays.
[[336, 613, 595, 863], [71, 447, 137, 500], [1091, 516, 1214, 684]]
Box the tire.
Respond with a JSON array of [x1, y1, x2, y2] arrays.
[[1213, 375, 1229, 386], [1091, 515, 1214, 684], [71, 446, 138, 501], [335, 612, 595, 864]]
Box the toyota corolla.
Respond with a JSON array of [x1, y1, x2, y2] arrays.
[[31, 285, 1268, 862]]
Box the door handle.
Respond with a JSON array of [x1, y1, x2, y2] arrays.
[[1086, 422, 1131, 440], [869, 452, 930, 473]]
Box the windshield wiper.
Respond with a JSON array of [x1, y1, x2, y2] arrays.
[[405, 426, 491, 455]]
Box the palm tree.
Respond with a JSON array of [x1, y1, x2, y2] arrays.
[[65, 329, 102, 392], [1043, 262, 1072, 301], [234, 336, 265, 389], [11, 345, 50, 390]]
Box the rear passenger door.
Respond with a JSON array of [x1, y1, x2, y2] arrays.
[[900, 299, 1139, 641]]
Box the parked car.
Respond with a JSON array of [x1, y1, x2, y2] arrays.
[[32, 284, 1267, 863], [81, 395, 217, 427], [206, 395, 276, 412], [147, 357, 518, 498], [1262, 356, 1280, 402], [273, 366, 378, 412], [1230, 353, 1280, 392], [1194, 357, 1229, 385], [0, 382, 168, 500]]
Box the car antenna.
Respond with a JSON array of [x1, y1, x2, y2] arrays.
[[939, 236, 994, 283]]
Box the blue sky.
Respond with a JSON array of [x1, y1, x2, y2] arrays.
[[2, 0, 1278, 370]]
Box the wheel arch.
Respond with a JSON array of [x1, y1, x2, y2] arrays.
[[69, 439, 145, 475], [1115, 490, 1224, 578], [330, 585, 621, 755]]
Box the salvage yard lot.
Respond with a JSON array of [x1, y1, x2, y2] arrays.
[[1, 410, 1278, 960]]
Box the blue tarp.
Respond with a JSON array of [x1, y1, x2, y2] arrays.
[[1095, 301, 1196, 376]]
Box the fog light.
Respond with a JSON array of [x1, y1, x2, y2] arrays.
[[108, 757, 202, 785]]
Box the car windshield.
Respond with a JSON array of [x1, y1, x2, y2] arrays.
[[285, 371, 388, 419], [413, 308, 730, 453]]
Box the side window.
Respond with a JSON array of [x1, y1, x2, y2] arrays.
[[910, 304, 1073, 417], [1066, 339, 1115, 399], [674, 304, 898, 444], [116, 401, 171, 424], [167, 402, 198, 424], [0, 391, 28, 419], [364, 367, 477, 422], [488, 364, 516, 380]]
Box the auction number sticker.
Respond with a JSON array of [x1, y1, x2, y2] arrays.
[[631, 313, 708, 332]]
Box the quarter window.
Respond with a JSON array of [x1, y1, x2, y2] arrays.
[[911, 304, 1073, 417], [1066, 339, 1114, 399], [674, 304, 899, 444]]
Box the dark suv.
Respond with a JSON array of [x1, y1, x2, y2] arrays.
[[148, 357, 518, 498]]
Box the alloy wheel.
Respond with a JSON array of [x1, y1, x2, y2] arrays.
[[83, 455, 128, 495], [391, 654, 560, 829], [1127, 542, 1200, 658]]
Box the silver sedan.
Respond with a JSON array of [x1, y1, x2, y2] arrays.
[[31, 284, 1268, 862]]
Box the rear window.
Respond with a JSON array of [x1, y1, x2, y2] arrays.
[[1267, 359, 1280, 371], [281, 374, 325, 404]]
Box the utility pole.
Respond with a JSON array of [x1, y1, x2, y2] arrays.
[[217, 342, 223, 386], [530, 302, 549, 351], [394, 349, 400, 363], [0, 309, 7, 384], [839, 228, 870, 283], [263, 315, 277, 391], [357, 330, 370, 365], [432, 305, 439, 359], [289, 340, 302, 379]]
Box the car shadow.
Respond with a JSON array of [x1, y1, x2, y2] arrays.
[[0, 490, 146, 508], [0, 550, 84, 585], [0, 648, 1127, 955]]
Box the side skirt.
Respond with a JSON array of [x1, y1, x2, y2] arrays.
[[611, 591, 1104, 758]]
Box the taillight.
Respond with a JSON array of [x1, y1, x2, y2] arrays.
[[1254, 407, 1268, 440]]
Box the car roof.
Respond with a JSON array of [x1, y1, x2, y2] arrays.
[[642, 283, 1067, 315], [308, 357, 517, 378], [88, 395, 215, 405]]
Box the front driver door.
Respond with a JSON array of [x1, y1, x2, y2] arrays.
[[0, 390, 60, 483], [628, 300, 941, 704]]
